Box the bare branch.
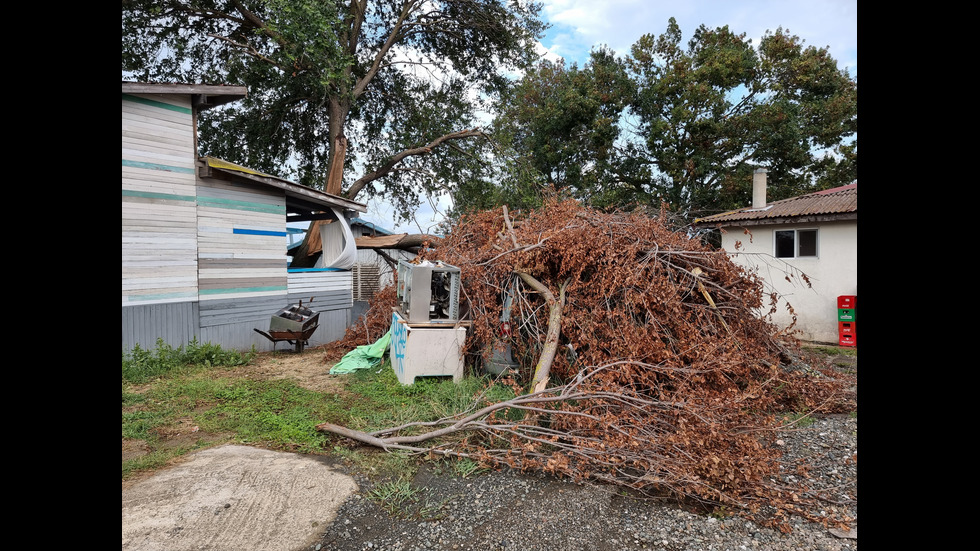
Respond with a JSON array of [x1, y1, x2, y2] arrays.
[[345, 129, 486, 200]]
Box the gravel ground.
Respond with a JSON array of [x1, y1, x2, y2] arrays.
[[307, 412, 857, 551]]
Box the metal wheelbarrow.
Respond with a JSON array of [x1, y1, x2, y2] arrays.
[[254, 300, 321, 353]]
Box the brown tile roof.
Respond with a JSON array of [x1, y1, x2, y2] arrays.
[[694, 182, 857, 226]]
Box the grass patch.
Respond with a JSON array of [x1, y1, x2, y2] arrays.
[[339, 361, 516, 433], [806, 344, 857, 357], [123, 341, 331, 479], [194, 378, 333, 452], [122, 446, 199, 478], [783, 412, 816, 428], [451, 457, 487, 478], [365, 476, 450, 520], [122, 341, 517, 483]]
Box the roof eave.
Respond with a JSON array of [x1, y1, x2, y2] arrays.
[[695, 212, 857, 227], [121, 82, 248, 110], [197, 158, 367, 215]]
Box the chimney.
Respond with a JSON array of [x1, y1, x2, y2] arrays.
[[752, 169, 767, 209]]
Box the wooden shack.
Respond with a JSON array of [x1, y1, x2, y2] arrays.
[[122, 82, 367, 352]]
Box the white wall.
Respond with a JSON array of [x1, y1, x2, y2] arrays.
[[720, 220, 857, 344]]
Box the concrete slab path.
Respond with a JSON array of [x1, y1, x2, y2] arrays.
[[122, 445, 358, 551]]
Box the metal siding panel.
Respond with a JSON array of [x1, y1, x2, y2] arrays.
[[288, 270, 353, 312], [123, 294, 351, 353], [198, 308, 348, 352], [308, 308, 351, 346], [287, 289, 352, 311], [199, 295, 287, 327], [122, 302, 199, 351]]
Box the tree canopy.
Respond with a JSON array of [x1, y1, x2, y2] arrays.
[[479, 18, 857, 221], [122, 0, 547, 221]]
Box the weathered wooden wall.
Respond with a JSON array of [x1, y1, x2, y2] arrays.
[[122, 90, 358, 354], [122, 93, 199, 307]]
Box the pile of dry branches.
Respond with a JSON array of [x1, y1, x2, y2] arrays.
[[321, 199, 855, 531]]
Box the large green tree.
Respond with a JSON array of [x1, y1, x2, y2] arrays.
[[490, 48, 634, 205], [486, 18, 857, 221], [122, 0, 546, 222]]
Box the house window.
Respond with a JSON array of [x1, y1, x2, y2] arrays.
[[774, 229, 817, 259]]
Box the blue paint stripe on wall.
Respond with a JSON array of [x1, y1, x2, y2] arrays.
[[200, 286, 288, 296], [122, 159, 196, 174], [123, 189, 196, 202], [122, 93, 193, 114], [234, 228, 288, 237]]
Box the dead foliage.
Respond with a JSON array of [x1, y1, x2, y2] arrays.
[[322, 199, 855, 532]]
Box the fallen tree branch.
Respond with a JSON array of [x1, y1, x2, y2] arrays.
[[516, 272, 569, 393], [355, 233, 443, 251]]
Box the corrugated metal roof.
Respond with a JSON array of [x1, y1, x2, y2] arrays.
[[694, 182, 857, 225], [351, 217, 395, 236]]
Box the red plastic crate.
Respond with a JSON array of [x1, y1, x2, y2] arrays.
[[837, 295, 857, 309], [838, 321, 856, 335], [839, 332, 857, 347]]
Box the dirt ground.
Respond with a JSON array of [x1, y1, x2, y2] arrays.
[[227, 346, 348, 393]]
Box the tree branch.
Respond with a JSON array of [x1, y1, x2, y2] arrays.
[[352, 0, 418, 98], [517, 272, 569, 393], [345, 128, 486, 200]]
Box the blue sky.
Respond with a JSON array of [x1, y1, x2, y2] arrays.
[[536, 0, 856, 78], [358, 0, 857, 234]]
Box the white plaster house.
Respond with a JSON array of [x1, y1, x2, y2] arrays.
[[694, 171, 857, 344]]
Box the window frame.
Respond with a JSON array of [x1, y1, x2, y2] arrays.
[[774, 228, 818, 259]]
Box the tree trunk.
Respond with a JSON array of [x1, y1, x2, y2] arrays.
[[325, 133, 347, 196], [354, 233, 443, 251]]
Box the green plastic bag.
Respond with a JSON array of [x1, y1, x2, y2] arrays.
[[329, 330, 392, 374]]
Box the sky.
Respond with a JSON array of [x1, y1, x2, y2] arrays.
[[355, 0, 858, 235]]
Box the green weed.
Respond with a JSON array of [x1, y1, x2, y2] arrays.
[[366, 477, 449, 520], [451, 457, 487, 478], [368, 478, 423, 514], [807, 345, 857, 357], [710, 505, 732, 520], [784, 412, 815, 428], [122, 339, 255, 384]]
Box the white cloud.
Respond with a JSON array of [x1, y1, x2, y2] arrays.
[[538, 0, 856, 76]]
